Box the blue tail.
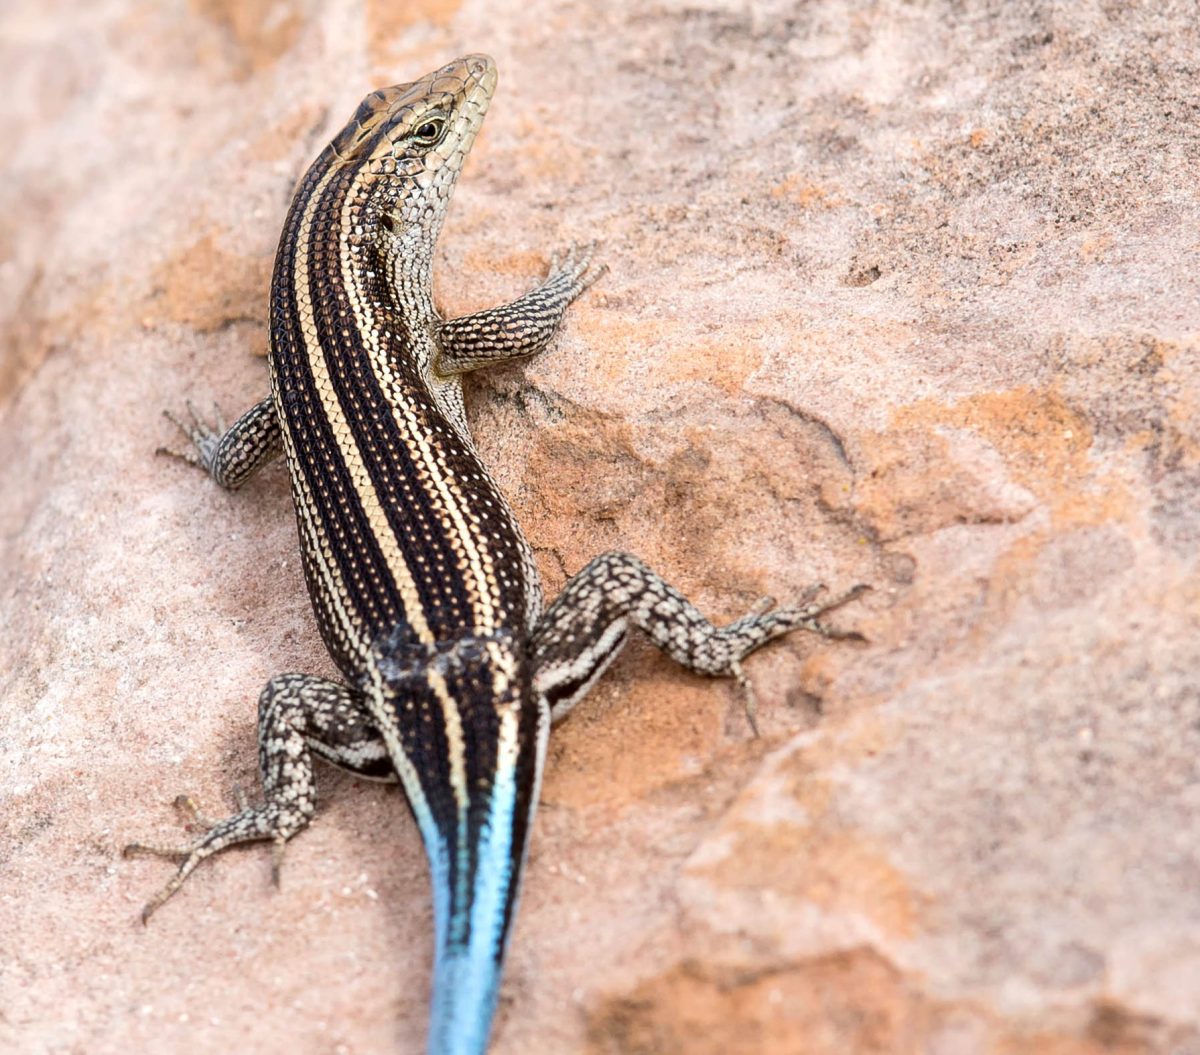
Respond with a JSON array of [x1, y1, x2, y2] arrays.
[[422, 767, 533, 1055], [369, 632, 546, 1054]]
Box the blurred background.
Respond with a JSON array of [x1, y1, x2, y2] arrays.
[[2, 2, 1199, 1053]]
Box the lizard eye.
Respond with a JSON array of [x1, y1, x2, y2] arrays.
[[411, 116, 446, 144]]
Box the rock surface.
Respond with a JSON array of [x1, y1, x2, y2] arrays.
[[2, 1, 1199, 1053]]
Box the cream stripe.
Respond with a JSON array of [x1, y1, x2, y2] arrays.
[[291, 165, 434, 645], [289, 448, 368, 664], [427, 662, 473, 943], [270, 198, 366, 667], [427, 667, 470, 814], [364, 663, 438, 846], [337, 186, 501, 633]]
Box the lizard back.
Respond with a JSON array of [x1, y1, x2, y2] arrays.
[[266, 56, 548, 1053], [131, 50, 865, 1055], [266, 56, 539, 679]]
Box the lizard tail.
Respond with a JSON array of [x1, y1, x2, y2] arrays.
[[368, 635, 548, 1053], [421, 740, 543, 1055]]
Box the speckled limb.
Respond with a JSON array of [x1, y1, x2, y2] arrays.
[[134, 53, 869, 1054], [123, 672, 392, 922], [531, 551, 867, 729], [158, 395, 281, 490], [434, 242, 606, 374]]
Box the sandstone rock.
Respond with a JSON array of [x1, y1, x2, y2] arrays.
[[2, 2, 1198, 1053]]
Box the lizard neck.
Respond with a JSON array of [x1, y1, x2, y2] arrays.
[[383, 233, 437, 336]]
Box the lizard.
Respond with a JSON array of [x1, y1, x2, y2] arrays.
[[124, 54, 867, 1055]]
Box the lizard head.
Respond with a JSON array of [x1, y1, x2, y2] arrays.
[[329, 54, 498, 251]]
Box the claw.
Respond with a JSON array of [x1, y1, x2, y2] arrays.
[[140, 897, 164, 926], [162, 407, 192, 439], [566, 240, 597, 276], [124, 787, 284, 924], [746, 595, 777, 618], [157, 406, 208, 466], [794, 584, 825, 608], [781, 583, 872, 643], [575, 261, 608, 295], [805, 622, 868, 643], [174, 793, 223, 831], [720, 582, 869, 735], [155, 444, 201, 467], [158, 401, 224, 476], [123, 841, 191, 862], [788, 583, 869, 621], [729, 658, 761, 738], [547, 241, 604, 285], [813, 583, 871, 616], [136, 865, 193, 925], [271, 836, 287, 888]]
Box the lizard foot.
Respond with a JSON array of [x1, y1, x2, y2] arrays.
[[156, 400, 227, 472], [124, 786, 301, 924], [764, 583, 871, 643], [727, 584, 871, 737], [545, 241, 607, 300]]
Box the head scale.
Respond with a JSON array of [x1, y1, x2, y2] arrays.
[[330, 54, 497, 253]]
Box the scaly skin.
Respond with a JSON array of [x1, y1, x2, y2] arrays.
[[128, 55, 866, 1054]]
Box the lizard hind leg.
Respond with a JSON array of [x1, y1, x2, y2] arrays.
[[124, 673, 385, 923], [531, 552, 869, 733]]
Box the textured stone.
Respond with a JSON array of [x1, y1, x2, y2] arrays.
[[2, 1, 1199, 1053]]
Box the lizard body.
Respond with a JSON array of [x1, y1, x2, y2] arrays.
[[127, 55, 865, 1054]]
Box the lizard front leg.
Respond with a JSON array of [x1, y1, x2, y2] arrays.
[[531, 551, 867, 733], [159, 395, 281, 490], [434, 243, 605, 375], [124, 672, 393, 922]]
